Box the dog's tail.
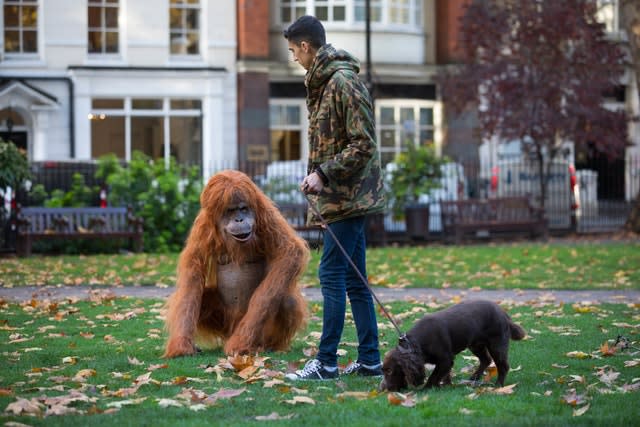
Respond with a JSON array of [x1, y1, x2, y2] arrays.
[[509, 320, 526, 340]]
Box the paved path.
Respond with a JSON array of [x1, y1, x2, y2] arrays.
[[1, 285, 639, 304]]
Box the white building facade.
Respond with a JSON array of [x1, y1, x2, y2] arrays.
[[0, 0, 237, 174]]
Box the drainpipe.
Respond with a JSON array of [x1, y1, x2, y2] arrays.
[[0, 75, 75, 157]]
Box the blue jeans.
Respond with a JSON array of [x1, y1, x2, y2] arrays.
[[316, 215, 380, 367]]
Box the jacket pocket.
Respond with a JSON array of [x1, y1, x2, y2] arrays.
[[317, 113, 332, 138]]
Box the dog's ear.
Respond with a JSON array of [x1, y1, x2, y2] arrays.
[[401, 351, 426, 388]]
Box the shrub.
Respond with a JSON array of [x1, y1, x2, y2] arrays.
[[96, 152, 202, 252]]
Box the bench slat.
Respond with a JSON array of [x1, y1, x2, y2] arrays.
[[16, 206, 143, 256], [440, 197, 546, 243]]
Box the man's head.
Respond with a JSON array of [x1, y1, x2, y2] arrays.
[[283, 15, 326, 70]]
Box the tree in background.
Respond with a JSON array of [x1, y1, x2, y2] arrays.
[[438, 0, 629, 210], [620, 0, 640, 233]]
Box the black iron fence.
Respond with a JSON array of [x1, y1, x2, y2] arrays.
[[2, 155, 638, 252]]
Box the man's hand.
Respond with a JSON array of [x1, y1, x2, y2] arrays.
[[300, 171, 324, 194]]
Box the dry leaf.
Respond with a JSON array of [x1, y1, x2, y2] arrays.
[[566, 351, 591, 359], [157, 398, 183, 408], [105, 397, 147, 408], [599, 342, 617, 357], [284, 395, 316, 405], [4, 397, 44, 416], [573, 404, 590, 417], [492, 383, 517, 395], [228, 355, 255, 371], [255, 412, 296, 421], [210, 387, 247, 400]]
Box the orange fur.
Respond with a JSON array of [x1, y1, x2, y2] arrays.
[[163, 170, 310, 357]]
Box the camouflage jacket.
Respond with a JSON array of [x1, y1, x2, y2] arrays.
[[304, 44, 386, 224]]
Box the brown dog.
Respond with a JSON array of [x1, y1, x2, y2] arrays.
[[380, 300, 525, 391]]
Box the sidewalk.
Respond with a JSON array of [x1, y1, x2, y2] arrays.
[[1, 285, 639, 304]]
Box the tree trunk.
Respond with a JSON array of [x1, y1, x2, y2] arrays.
[[620, 0, 640, 232]]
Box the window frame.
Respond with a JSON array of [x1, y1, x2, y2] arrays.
[[596, 0, 619, 34], [89, 97, 203, 168], [278, 0, 422, 32], [269, 98, 309, 162], [375, 99, 441, 168], [87, 0, 120, 56], [169, 0, 202, 58], [2, 0, 40, 59]]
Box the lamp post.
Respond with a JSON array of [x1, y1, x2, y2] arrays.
[[365, 0, 373, 99]]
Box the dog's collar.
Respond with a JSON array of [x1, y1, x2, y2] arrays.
[[398, 333, 417, 354]]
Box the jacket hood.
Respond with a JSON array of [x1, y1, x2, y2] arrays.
[[305, 44, 361, 91]]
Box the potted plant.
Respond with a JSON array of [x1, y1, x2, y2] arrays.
[[388, 144, 447, 239]]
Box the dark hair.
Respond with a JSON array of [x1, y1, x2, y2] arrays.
[[283, 15, 326, 49]]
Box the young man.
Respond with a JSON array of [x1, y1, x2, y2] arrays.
[[283, 15, 386, 380]]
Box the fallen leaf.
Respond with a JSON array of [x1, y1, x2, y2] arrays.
[[492, 383, 517, 395], [210, 387, 247, 400], [255, 412, 296, 421], [283, 395, 315, 405], [157, 398, 183, 408], [73, 368, 97, 382], [600, 341, 618, 357], [62, 356, 78, 365], [573, 404, 590, 417], [4, 397, 44, 416], [128, 356, 144, 366], [566, 351, 591, 359], [105, 397, 147, 408]]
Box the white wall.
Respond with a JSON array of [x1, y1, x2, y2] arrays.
[[0, 0, 237, 169]]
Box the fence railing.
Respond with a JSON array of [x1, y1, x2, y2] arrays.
[[2, 156, 637, 251]]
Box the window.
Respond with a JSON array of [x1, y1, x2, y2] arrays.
[[377, 101, 436, 167], [169, 0, 200, 55], [280, 0, 421, 28], [314, 0, 346, 22], [281, 0, 307, 23], [596, 0, 618, 33], [354, 0, 382, 23], [88, 0, 119, 54], [270, 102, 304, 161], [90, 98, 202, 168], [3, 0, 38, 55]]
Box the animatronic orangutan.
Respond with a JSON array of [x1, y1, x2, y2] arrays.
[[163, 170, 310, 358]]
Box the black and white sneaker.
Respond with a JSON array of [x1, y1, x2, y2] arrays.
[[285, 359, 338, 381], [342, 361, 383, 377]]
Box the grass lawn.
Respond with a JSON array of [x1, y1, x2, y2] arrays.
[[1, 240, 639, 290], [0, 297, 638, 426]]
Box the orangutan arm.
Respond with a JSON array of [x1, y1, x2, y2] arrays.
[[163, 227, 208, 358], [223, 240, 308, 355]]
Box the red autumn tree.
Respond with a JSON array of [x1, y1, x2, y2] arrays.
[[438, 0, 629, 210]]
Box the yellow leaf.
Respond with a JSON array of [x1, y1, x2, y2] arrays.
[[62, 356, 78, 365], [566, 351, 591, 359], [172, 376, 188, 385], [73, 369, 97, 382]]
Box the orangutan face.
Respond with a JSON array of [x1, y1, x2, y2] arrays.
[[220, 196, 256, 243]]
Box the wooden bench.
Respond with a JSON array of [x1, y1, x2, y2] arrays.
[[15, 206, 144, 256], [440, 197, 546, 243]]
